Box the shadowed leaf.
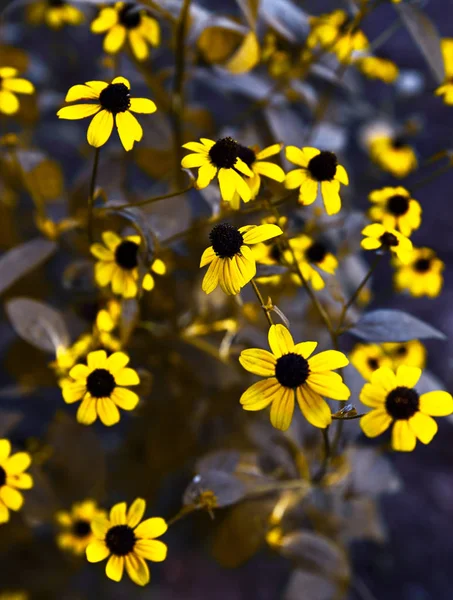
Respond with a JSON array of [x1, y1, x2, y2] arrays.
[[0, 238, 56, 295], [348, 309, 446, 342]]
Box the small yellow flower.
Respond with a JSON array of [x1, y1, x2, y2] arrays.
[[27, 0, 84, 29], [285, 146, 349, 215], [435, 39, 453, 104], [360, 366, 453, 451], [61, 350, 140, 426], [91, 2, 160, 61], [262, 32, 293, 78], [350, 343, 393, 380], [394, 247, 444, 298], [382, 340, 426, 370], [368, 186, 421, 236], [91, 231, 166, 298], [57, 76, 156, 151], [239, 324, 350, 430], [354, 56, 399, 83], [289, 234, 338, 290], [0, 440, 33, 524], [307, 10, 369, 63], [368, 135, 417, 178], [56, 499, 106, 555], [86, 498, 167, 586], [200, 222, 282, 295], [0, 68, 34, 116], [361, 223, 413, 263]]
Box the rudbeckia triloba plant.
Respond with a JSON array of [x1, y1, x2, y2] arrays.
[[0, 68, 34, 115], [56, 500, 106, 555]]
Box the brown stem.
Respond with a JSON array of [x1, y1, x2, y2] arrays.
[[250, 278, 274, 327]]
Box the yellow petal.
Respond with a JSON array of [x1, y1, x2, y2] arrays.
[[62, 381, 87, 403], [202, 256, 221, 294], [65, 84, 100, 102], [0, 486, 23, 510], [230, 169, 251, 202], [104, 24, 127, 54], [69, 364, 90, 380], [409, 412, 437, 445], [268, 324, 294, 357], [114, 366, 140, 385], [110, 502, 127, 525], [91, 516, 111, 538], [293, 341, 318, 358], [151, 259, 166, 275], [5, 452, 31, 474], [134, 517, 167, 539], [86, 540, 110, 562], [57, 104, 100, 120], [391, 420, 416, 451], [395, 365, 421, 389], [234, 158, 253, 177], [112, 76, 131, 89], [361, 237, 381, 250], [285, 169, 306, 189], [0, 67, 18, 78], [182, 153, 209, 168], [200, 246, 216, 268], [270, 387, 294, 431], [256, 143, 282, 160], [116, 110, 143, 151], [106, 555, 124, 582], [335, 164, 349, 185], [242, 224, 282, 245], [0, 503, 9, 523], [240, 377, 281, 410], [218, 168, 235, 202], [370, 367, 397, 392], [106, 351, 129, 374], [307, 372, 350, 400], [225, 31, 260, 74], [308, 350, 349, 372], [97, 397, 120, 426], [77, 396, 98, 425], [135, 539, 167, 562], [301, 147, 321, 161], [127, 497, 146, 528], [299, 178, 318, 205], [91, 7, 118, 32], [111, 387, 139, 410], [125, 553, 150, 586], [2, 78, 34, 94], [321, 180, 341, 215], [362, 223, 385, 237], [0, 90, 19, 115], [87, 109, 114, 148], [87, 350, 108, 369], [196, 163, 217, 188], [360, 409, 392, 438], [129, 97, 157, 114], [129, 29, 149, 61], [285, 146, 308, 167], [253, 161, 285, 182], [419, 391, 453, 416], [0, 440, 11, 462], [359, 383, 386, 407], [239, 349, 276, 376], [10, 472, 33, 489], [296, 385, 331, 428]]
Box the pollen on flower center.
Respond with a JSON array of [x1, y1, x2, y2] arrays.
[[275, 352, 310, 388], [414, 258, 431, 273], [105, 525, 136, 556], [380, 232, 399, 247], [385, 386, 419, 419], [0, 466, 6, 487], [387, 194, 409, 216], [237, 145, 257, 168], [308, 151, 338, 181], [306, 241, 328, 263], [86, 368, 116, 398], [118, 3, 141, 29], [209, 223, 244, 258], [115, 240, 139, 270], [99, 83, 131, 114], [72, 519, 92, 538], [208, 137, 240, 169]]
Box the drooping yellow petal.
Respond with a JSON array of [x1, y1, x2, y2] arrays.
[[270, 387, 294, 431], [97, 397, 120, 426], [135, 539, 167, 562], [127, 498, 146, 528], [57, 104, 100, 120], [296, 385, 331, 428], [181, 153, 209, 169], [0, 486, 23, 510], [110, 502, 127, 525], [104, 24, 127, 54], [0, 503, 9, 523], [111, 387, 139, 410], [308, 350, 349, 372], [106, 555, 124, 582], [134, 517, 167, 539], [240, 377, 281, 410], [125, 553, 150, 586], [253, 161, 285, 182], [268, 324, 294, 357], [299, 178, 319, 205], [409, 412, 437, 445], [419, 391, 453, 416], [0, 90, 19, 115], [129, 29, 149, 61], [91, 7, 118, 32], [65, 84, 100, 102], [62, 381, 87, 403], [77, 396, 98, 425], [200, 246, 216, 267], [202, 256, 221, 294], [218, 168, 235, 202], [0, 439, 11, 461], [116, 110, 143, 151], [196, 163, 217, 188], [395, 365, 421, 389], [360, 409, 392, 438], [285, 169, 306, 189], [321, 180, 341, 215], [239, 349, 276, 376], [87, 109, 114, 148], [230, 169, 252, 202], [334, 164, 349, 185], [307, 372, 350, 400], [86, 540, 110, 562], [391, 420, 416, 451], [234, 158, 253, 177]]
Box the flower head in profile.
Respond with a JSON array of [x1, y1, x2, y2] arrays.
[[350, 343, 393, 381], [56, 499, 106, 555], [368, 186, 421, 236], [307, 10, 369, 63], [86, 498, 167, 586], [61, 350, 140, 426], [239, 324, 350, 430], [57, 77, 156, 151], [289, 234, 338, 290], [27, 0, 84, 29], [200, 222, 282, 295], [91, 231, 166, 298], [0, 68, 34, 116], [354, 56, 399, 83], [91, 2, 160, 61], [368, 134, 417, 178], [360, 366, 453, 451], [285, 147, 349, 215], [0, 440, 33, 524], [382, 340, 426, 370], [393, 247, 444, 298], [181, 137, 254, 204], [435, 39, 453, 104], [361, 223, 413, 263]]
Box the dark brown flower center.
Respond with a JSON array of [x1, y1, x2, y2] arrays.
[[275, 352, 310, 388], [385, 386, 419, 420], [86, 368, 115, 398], [308, 151, 338, 181], [236, 145, 256, 168], [0, 466, 6, 487], [105, 525, 136, 556], [395, 345, 407, 356], [118, 3, 141, 28], [387, 194, 410, 216], [115, 240, 139, 270], [208, 137, 240, 169], [270, 243, 282, 263], [392, 136, 408, 150], [367, 357, 379, 371], [48, 0, 65, 6], [414, 258, 431, 273], [209, 223, 244, 258], [99, 83, 131, 114], [305, 241, 328, 264], [380, 232, 399, 247], [72, 519, 92, 538]]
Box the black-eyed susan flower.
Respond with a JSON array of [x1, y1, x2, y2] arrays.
[[57, 77, 156, 151], [350, 343, 393, 380], [0, 68, 34, 116], [86, 498, 167, 586], [289, 234, 338, 290], [361, 223, 413, 263], [239, 324, 350, 430], [91, 2, 160, 62], [394, 247, 444, 298], [360, 366, 453, 451], [354, 56, 399, 83], [285, 147, 349, 215], [0, 440, 33, 524], [368, 134, 417, 178], [382, 340, 426, 370], [435, 39, 453, 104], [91, 231, 165, 298], [61, 350, 140, 426], [27, 0, 84, 29], [181, 137, 254, 204], [56, 499, 106, 555], [200, 222, 282, 295], [368, 186, 421, 236]]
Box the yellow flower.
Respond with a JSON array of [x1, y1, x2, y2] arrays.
[[354, 56, 399, 83], [252, 241, 283, 286], [61, 350, 140, 426], [435, 39, 453, 104], [0, 68, 34, 116], [181, 137, 254, 204], [56, 499, 106, 555], [239, 324, 350, 430], [382, 340, 426, 370], [350, 343, 393, 380], [57, 76, 156, 151], [361, 223, 413, 263], [52, 333, 94, 376], [27, 0, 84, 29], [86, 498, 167, 586], [394, 247, 444, 298], [230, 143, 285, 210], [0, 440, 33, 524], [285, 146, 349, 215], [368, 135, 417, 178], [91, 2, 160, 61], [262, 32, 293, 78], [368, 186, 421, 236], [200, 222, 282, 295], [360, 366, 453, 451], [91, 231, 166, 298], [307, 10, 369, 63], [289, 234, 338, 290], [0, 592, 29, 600]]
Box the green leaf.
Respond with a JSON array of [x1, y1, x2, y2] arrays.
[[348, 309, 446, 342]]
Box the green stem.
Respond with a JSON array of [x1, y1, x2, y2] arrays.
[[167, 505, 196, 527], [98, 183, 193, 212], [313, 426, 331, 483], [251, 278, 274, 327], [410, 162, 452, 191], [88, 147, 100, 243]]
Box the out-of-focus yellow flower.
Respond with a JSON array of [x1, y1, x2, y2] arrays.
[[56, 499, 106, 555], [0, 68, 34, 116], [368, 186, 421, 237], [289, 234, 338, 290], [307, 10, 369, 63], [91, 2, 160, 61], [394, 247, 444, 298], [361, 223, 413, 264], [262, 32, 294, 77], [351, 343, 393, 381], [354, 56, 399, 83], [0, 440, 33, 524], [435, 39, 453, 104], [27, 0, 84, 29], [368, 134, 417, 178], [198, 28, 260, 74], [86, 498, 167, 586], [360, 366, 453, 451], [382, 340, 426, 370]]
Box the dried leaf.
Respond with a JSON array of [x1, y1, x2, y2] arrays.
[[348, 309, 446, 342], [0, 238, 56, 295]]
